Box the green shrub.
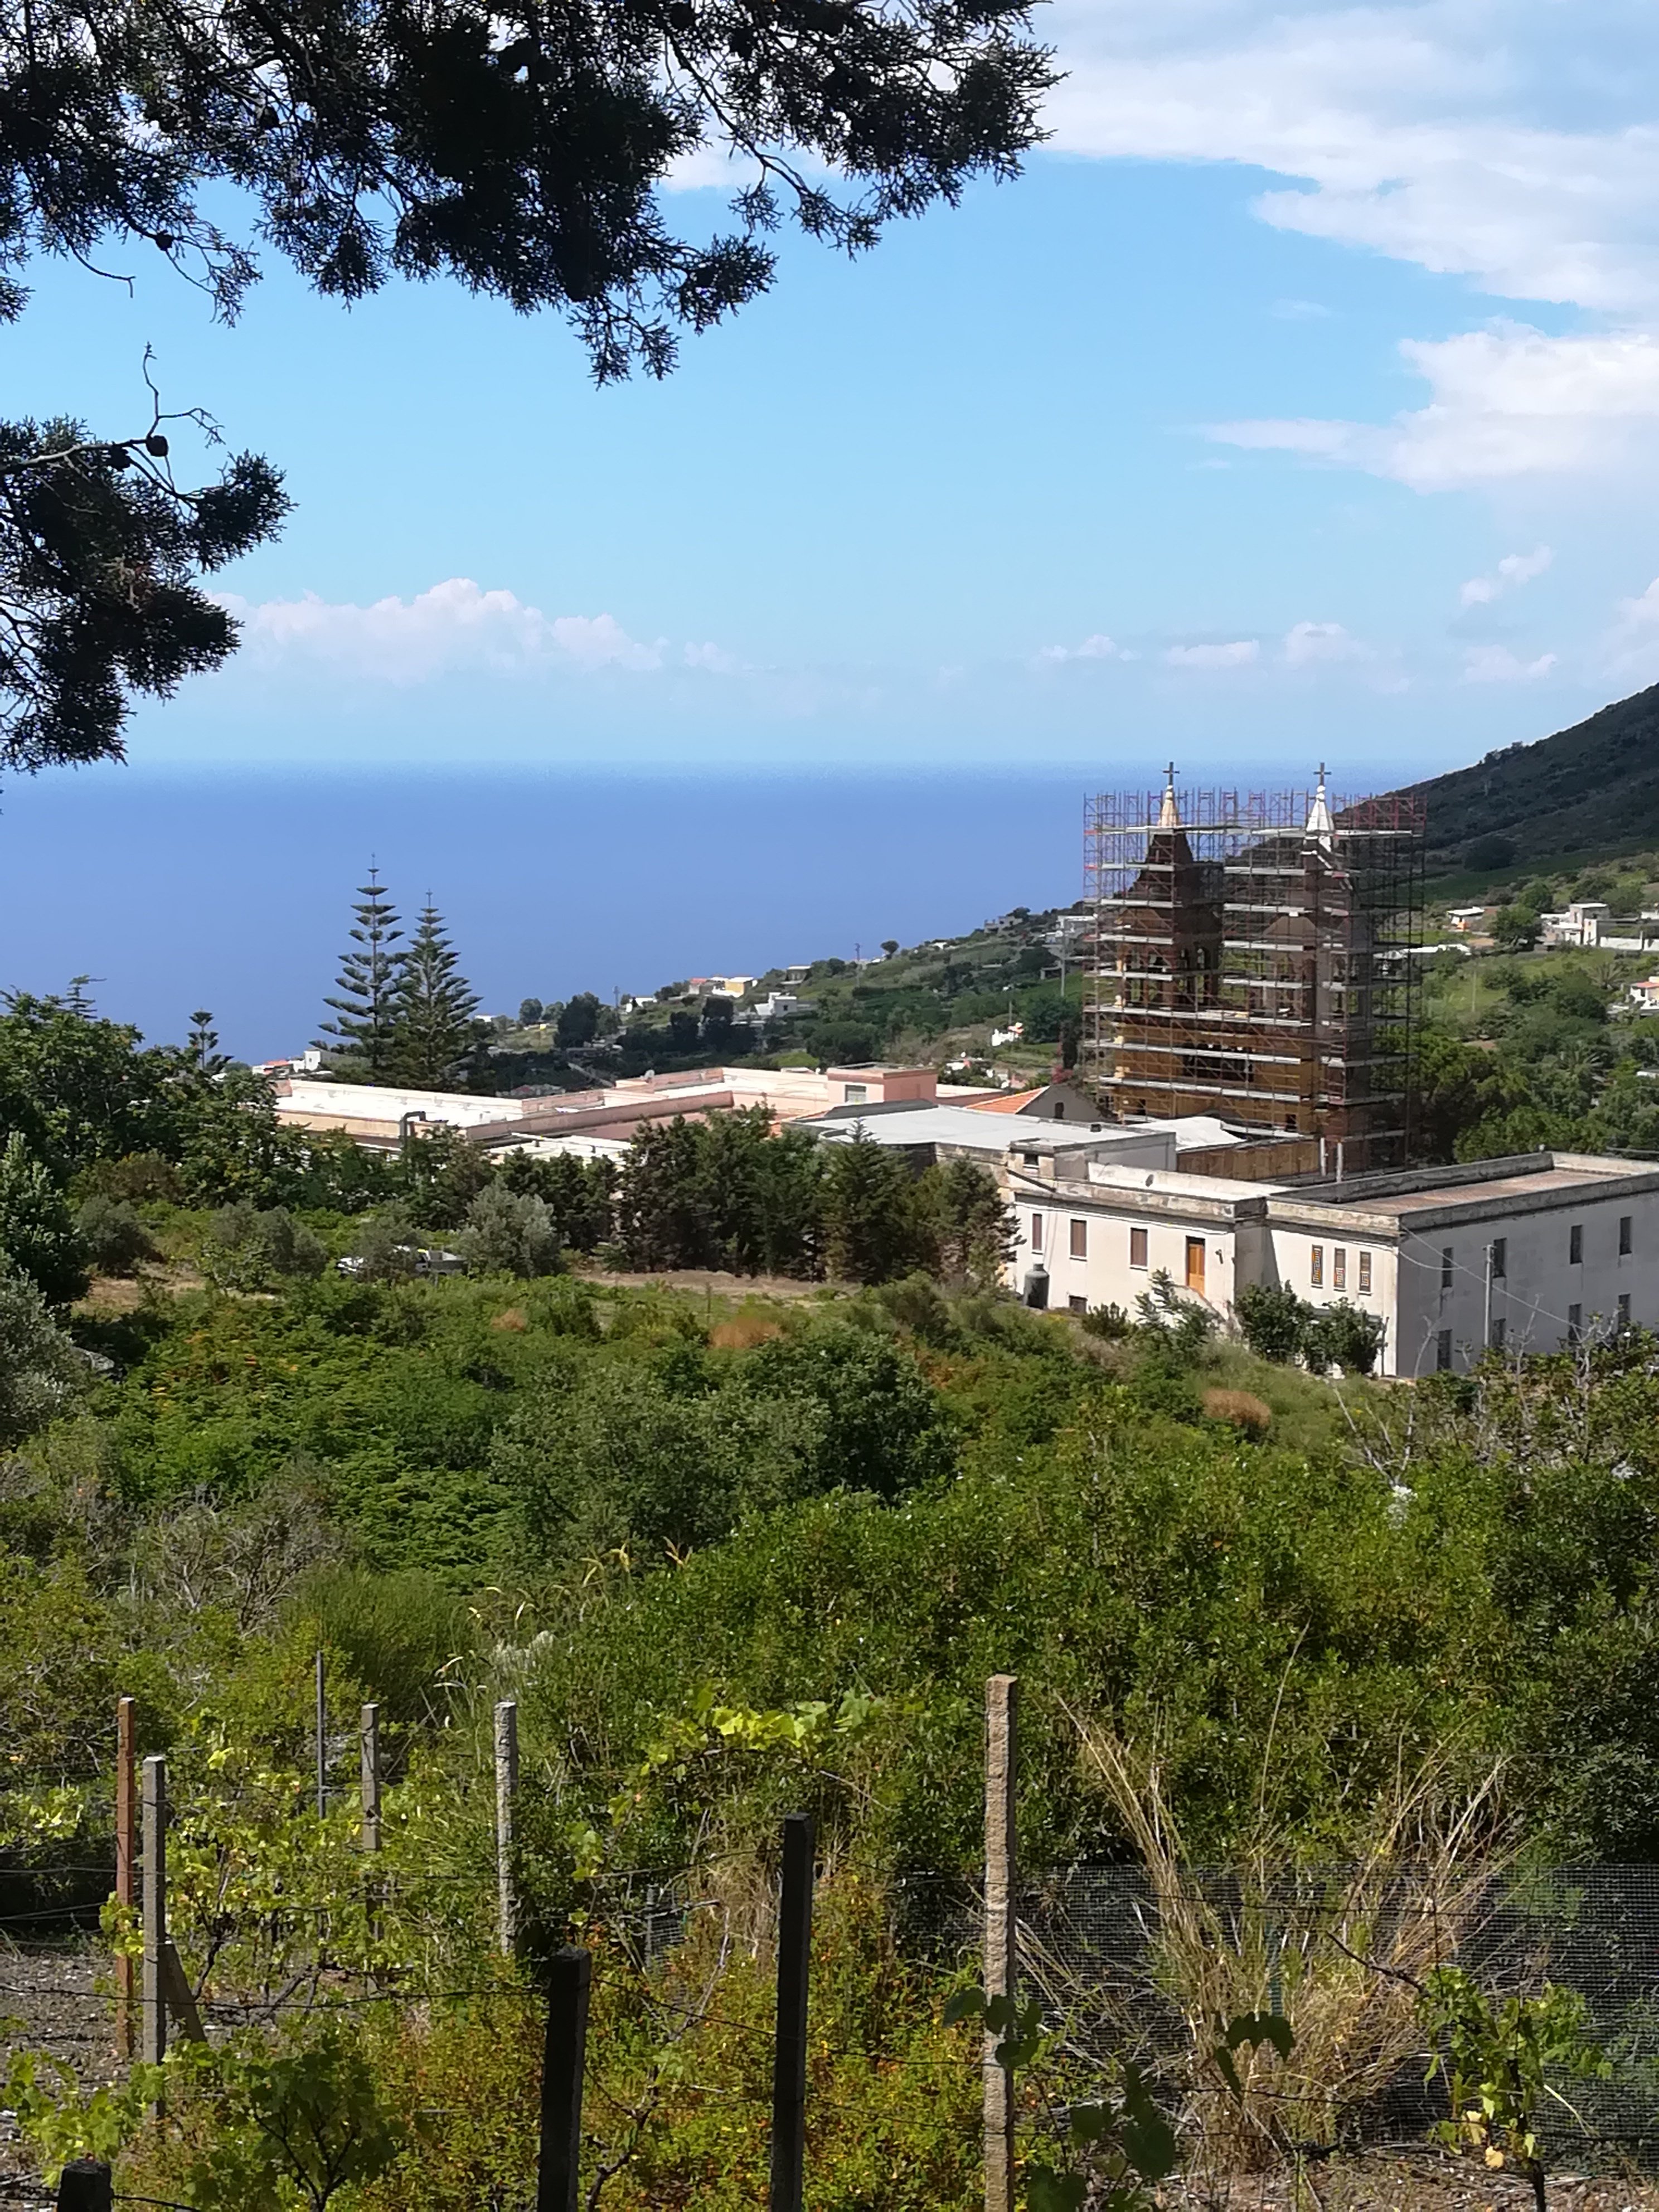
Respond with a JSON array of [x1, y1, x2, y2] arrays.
[[457, 1182, 561, 1278], [0, 1133, 88, 1307], [203, 1204, 328, 1290], [76, 1194, 157, 1275], [1306, 1299, 1386, 1377], [1235, 1282, 1306, 1364]]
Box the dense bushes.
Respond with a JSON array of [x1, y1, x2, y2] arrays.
[[612, 1111, 1011, 1285], [1236, 1283, 1385, 1375]]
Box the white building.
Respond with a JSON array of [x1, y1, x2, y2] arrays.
[[1007, 1151, 1659, 1378], [1541, 901, 1611, 948]]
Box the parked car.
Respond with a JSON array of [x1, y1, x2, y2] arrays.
[[335, 1245, 465, 1279]]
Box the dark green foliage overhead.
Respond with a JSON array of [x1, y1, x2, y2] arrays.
[[0, 0, 1052, 381], [0, 414, 287, 774]]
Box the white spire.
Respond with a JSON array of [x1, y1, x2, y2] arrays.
[[1157, 762, 1180, 830], [1304, 763, 1333, 842]]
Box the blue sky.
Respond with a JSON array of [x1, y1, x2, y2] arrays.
[[13, 0, 1659, 778]]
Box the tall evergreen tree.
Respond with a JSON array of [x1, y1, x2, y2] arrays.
[[390, 901, 482, 1089], [319, 870, 404, 1077]]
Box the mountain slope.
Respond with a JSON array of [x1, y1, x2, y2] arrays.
[[1398, 683, 1659, 869]]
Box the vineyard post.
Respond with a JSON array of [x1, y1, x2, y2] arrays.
[[984, 1673, 1018, 2212], [768, 1812, 814, 2212], [536, 1945, 591, 2212], [494, 1699, 518, 1954], [360, 1702, 381, 1851], [314, 1650, 328, 1821], [114, 1697, 135, 2058], [140, 1754, 167, 2066], [55, 2160, 113, 2210]]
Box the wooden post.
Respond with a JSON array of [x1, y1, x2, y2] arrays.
[[140, 1754, 167, 2067], [984, 1675, 1018, 2212], [768, 1812, 814, 2212], [360, 1702, 381, 1851], [314, 1650, 328, 1821], [536, 1946, 591, 2212], [114, 1697, 135, 2059], [56, 2160, 113, 2211], [494, 1699, 518, 1954]]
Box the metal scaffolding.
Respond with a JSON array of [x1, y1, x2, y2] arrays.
[[1080, 772, 1427, 1172]]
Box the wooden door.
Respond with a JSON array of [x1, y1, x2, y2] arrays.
[[1184, 1237, 1206, 1296]]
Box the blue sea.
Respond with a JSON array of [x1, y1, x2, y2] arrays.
[[0, 761, 1385, 1062]]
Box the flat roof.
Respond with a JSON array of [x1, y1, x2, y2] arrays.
[[1367, 1167, 1616, 1216], [798, 1108, 1153, 1152]]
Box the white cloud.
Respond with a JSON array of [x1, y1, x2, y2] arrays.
[[217, 579, 684, 682], [1040, 6, 1659, 492], [1162, 639, 1260, 668], [1035, 632, 1130, 665], [1212, 328, 1659, 488], [1460, 545, 1554, 607], [682, 640, 746, 674], [1602, 576, 1659, 680], [1043, 1, 1659, 314], [1282, 620, 1367, 665], [1463, 644, 1558, 682]]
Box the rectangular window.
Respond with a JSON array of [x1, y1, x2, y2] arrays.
[[1568, 1303, 1583, 1344], [1030, 1213, 1043, 1255], [1570, 1223, 1584, 1265], [1068, 1294, 1088, 1315], [1129, 1226, 1148, 1269], [1491, 1237, 1506, 1280], [1618, 1293, 1632, 1327], [1357, 1251, 1372, 1294], [1310, 1244, 1324, 1287], [843, 1083, 867, 1104], [1436, 1328, 1453, 1372], [1069, 1218, 1088, 1261], [1440, 1247, 1454, 1292], [1333, 1248, 1347, 1291], [1621, 1215, 1633, 1257], [1491, 1317, 1506, 1351]]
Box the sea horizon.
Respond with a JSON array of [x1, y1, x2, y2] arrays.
[[1, 756, 1394, 1061]]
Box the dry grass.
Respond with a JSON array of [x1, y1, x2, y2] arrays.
[[490, 1307, 528, 1332], [1040, 1726, 1508, 2175], [1202, 1388, 1274, 1435], [709, 1313, 787, 1350]]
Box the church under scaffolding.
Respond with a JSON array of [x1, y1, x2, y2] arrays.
[[1080, 773, 1427, 1174]]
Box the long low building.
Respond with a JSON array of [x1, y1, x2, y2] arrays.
[[1010, 1151, 1659, 1379]]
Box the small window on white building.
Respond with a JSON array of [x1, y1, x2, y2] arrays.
[[843, 1083, 868, 1104], [1436, 1328, 1453, 1372], [1129, 1226, 1148, 1268], [1568, 1303, 1583, 1344], [1621, 1215, 1633, 1257], [1491, 1317, 1506, 1351], [1570, 1223, 1584, 1265], [1440, 1247, 1454, 1292], [1030, 1213, 1044, 1255], [1618, 1293, 1632, 1327], [1310, 1245, 1324, 1287], [1068, 1294, 1088, 1314], [1490, 1237, 1506, 1280], [1069, 1218, 1088, 1260], [1332, 1248, 1347, 1291], [1357, 1251, 1372, 1294]]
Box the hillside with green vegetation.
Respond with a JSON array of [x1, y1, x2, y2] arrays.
[[1400, 681, 1659, 873], [14, 976, 1659, 2202]]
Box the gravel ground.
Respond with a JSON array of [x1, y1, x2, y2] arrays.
[[0, 1939, 124, 2194]]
